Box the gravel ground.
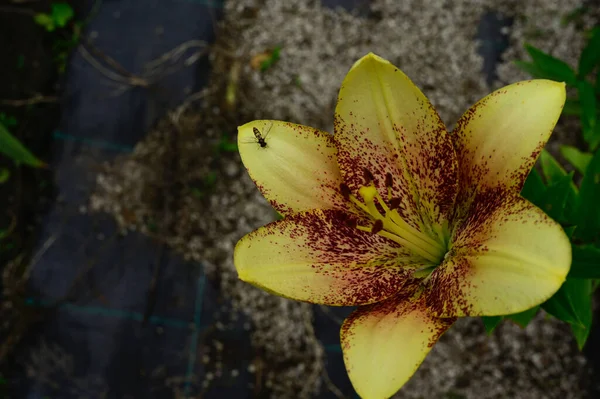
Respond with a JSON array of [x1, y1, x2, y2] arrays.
[[91, 0, 599, 397]]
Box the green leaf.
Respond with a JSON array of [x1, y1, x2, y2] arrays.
[[51, 3, 75, 28], [481, 316, 503, 335], [568, 278, 593, 350], [568, 245, 600, 279], [0, 122, 46, 168], [575, 149, 600, 241], [33, 13, 55, 32], [592, 123, 600, 152], [561, 7, 588, 27], [562, 98, 581, 116], [542, 278, 584, 326], [0, 168, 9, 184], [540, 149, 567, 183], [559, 145, 593, 174], [523, 44, 577, 85], [260, 46, 282, 71], [521, 168, 546, 205], [507, 306, 539, 328], [578, 27, 600, 77], [535, 152, 577, 220], [513, 60, 545, 79], [578, 80, 598, 149], [563, 225, 577, 239], [543, 171, 576, 222]]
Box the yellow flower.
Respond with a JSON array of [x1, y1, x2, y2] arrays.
[[234, 53, 571, 399]]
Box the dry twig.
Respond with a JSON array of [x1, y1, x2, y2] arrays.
[[0, 95, 58, 107]]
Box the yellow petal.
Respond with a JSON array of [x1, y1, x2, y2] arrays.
[[334, 53, 458, 234], [426, 195, 571, 317], [234, 209, 424, 306], [452, 80, 566, 199], [238, 120, 348, 215], [341, 284, 455, 399]]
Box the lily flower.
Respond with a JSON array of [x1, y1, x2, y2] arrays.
[[234, 53, 570, 399]]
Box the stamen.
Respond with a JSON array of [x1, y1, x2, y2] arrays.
[[385, 173, 393, 200], [371, 220, 384, 234], [363, 168, 375, 184], [373, 189, 391, 214], [387, 209, 446, 255], [412, 265, 437, 278], [340, 183, 351, 200], [356, 224, 373, 233], [377, 230, 440, 264], [344, 218, 357, 229], [358, 186, 384, 220], [389, 198, 401, 209], [342, 174, 447, 265], [385, 173, 393, 187]]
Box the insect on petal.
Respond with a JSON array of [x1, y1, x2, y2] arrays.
[[238, 120, 350, 216]]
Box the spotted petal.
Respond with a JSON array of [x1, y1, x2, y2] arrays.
[[426, 195, 571, 317], [238, 120, 347, 216], [334, 53, 458, 236], [452, 80, 566, 202], [234, 209, 425, 306], [341, 283, 455, 399]]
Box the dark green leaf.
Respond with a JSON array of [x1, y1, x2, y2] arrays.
[[514, 61, 545, 78], [51, 3, 74, 28], [568, 245, 600, 279], [562, 98, 581, 116], [542, 278, 584, 326], [575, 149, 600, 241], [578, 27, 600, 77], [561, 7, 588, 27], [578, 80, 598, 149], [521, 168, 546, 205], [507, 306, 539, 328], [543, 172, 576, 222], [524, 44, 577, 85], [260, 46, 282, 71], [563, 225, 577, 239], [0, 122, 46, 168], [481, 316, 503, 335], [540, 149, 567, 183], [559, 145, 593, 174], [33, 13, 55, 31], [592, 123, 600, 152], [568, 279, 593, 350], [0, 168, 9, 184]]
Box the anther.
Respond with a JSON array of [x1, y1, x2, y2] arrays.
[[385, 173, 393, 188], [389, 198, 401, 209], [363, 168, 375, 184], [344, 218, 357, 229], [340, 183, 352, 200], [371, 219, 384, 234]]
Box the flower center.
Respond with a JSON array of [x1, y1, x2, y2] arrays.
[[341, 171, 447, 265]]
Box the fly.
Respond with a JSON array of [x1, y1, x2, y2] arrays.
[[253, 127, 267, 148], [242, 122, 273, 148]]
